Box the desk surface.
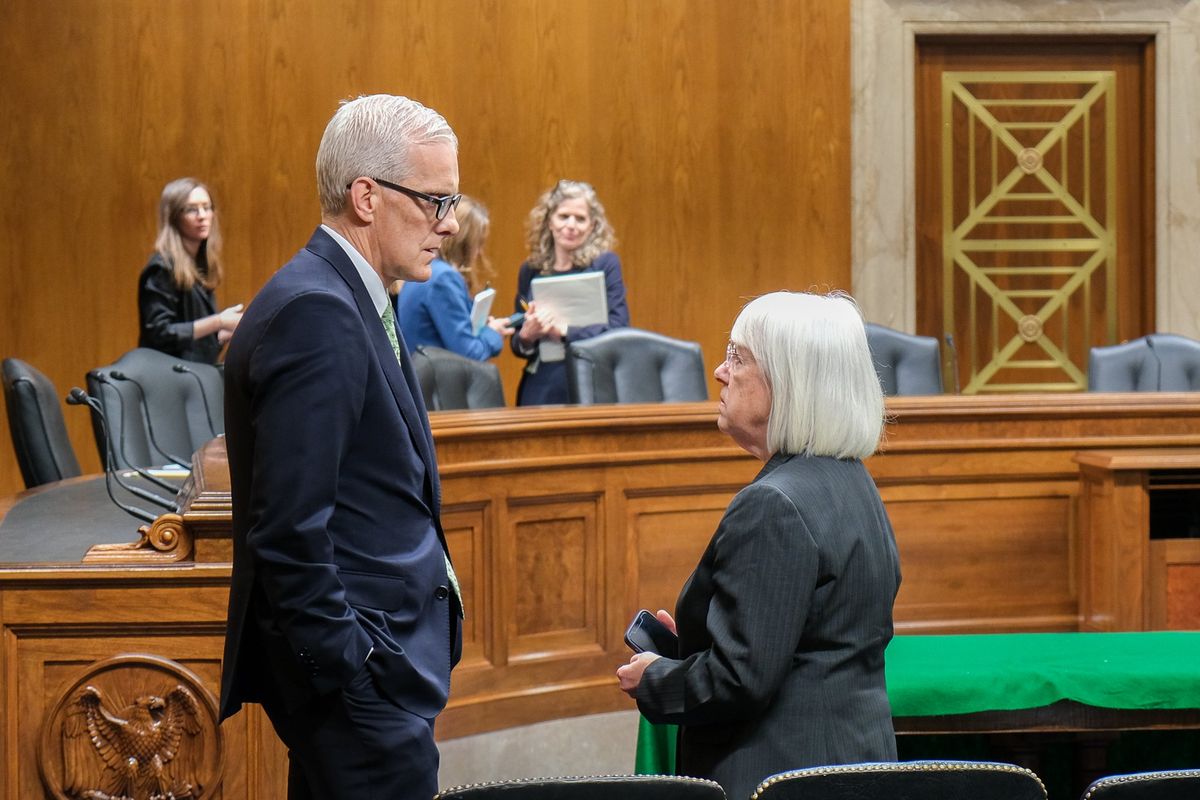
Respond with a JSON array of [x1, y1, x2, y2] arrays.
[[0, 476, 155, 563]]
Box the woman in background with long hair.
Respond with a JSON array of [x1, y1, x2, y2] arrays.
[[137, 177, 241, 363], [396, 194, 513, 360]]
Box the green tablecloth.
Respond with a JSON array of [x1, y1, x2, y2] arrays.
[[635, 632, 1200, 774]]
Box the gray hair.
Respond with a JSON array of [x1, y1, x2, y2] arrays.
[[731, 291, 884, 459], [316, 94, 458, 216]]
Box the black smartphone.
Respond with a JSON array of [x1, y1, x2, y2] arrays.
[[507, 312, 526, 329], [624, 609, 678, 657]]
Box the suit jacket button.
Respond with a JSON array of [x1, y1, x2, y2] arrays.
[[435, 586, 449, 601]]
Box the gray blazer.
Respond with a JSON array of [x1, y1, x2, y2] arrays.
[[636, 452, 901, 800]]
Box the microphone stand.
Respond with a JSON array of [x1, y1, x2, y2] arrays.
[[172, 363, 219, 438], [91, 373, 191, 490], [102, 370, 191, 466], [66, 388, 158, 523]]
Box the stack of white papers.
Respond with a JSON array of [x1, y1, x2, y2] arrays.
[[470, 287, 496, 335], [530, 271, 608, 362]]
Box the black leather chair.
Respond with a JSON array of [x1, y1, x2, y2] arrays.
[[412, 346, 505, 411], [436, 775, 726, 800], [864, 323, 943, 395], [751, 761, 1046, 800], [1080, 769, 1200, 800], [86, 348, 223, 469], [1088, 334, 1200, 391], [2, 358, 82, 488], [564, 328, 708, 405]]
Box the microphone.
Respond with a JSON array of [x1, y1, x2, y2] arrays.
[[1145, 336, 1164, 391], [106, 370, 190, 466], [944, 334, 961, 394], [66, 387, 159, 523], [87, 376, 187, 494], [68, 387, 177, 508], [172, 363, 218, 438]]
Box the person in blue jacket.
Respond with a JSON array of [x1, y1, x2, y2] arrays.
[[396, 195, 513, 360], [511, 180, 630, 405]]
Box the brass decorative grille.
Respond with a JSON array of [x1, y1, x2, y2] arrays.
[[942, 71, 1117, 393]]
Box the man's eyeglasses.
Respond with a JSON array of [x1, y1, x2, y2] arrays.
[[369, 178, 462, 221]]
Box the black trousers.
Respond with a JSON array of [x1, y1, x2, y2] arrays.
[[261, 665, 440, 800]]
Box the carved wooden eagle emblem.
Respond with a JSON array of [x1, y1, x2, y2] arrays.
[[61, 684, 204, 800]]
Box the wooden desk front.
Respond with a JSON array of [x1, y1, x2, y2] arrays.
[[3, 395, 1200, 799]]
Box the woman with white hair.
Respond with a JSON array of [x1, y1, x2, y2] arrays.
[[617, 290, 902, 800]]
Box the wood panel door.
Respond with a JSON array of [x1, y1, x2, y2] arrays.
[[915, 38, 1155, 393]]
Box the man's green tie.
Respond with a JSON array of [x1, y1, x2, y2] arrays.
[[380, 303, 463, 612], [381, 302, 404, 364]]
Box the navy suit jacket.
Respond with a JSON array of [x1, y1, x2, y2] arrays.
[[219, 227, 461, 723]]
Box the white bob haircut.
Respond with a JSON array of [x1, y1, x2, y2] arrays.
[[731, 290, 884, 460], [316, 94, 458, 216]]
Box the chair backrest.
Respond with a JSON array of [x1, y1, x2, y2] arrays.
[[412, 346, 505, 411], [1088, 338, 1159, 391], [1081, 769, 1200, 800], [2, 358, 82, 488], [1148, 334, 1200, 390], [436, 774, 726, 800], [1088, 334, 1200, 391], [85, 348, 224, 469], [564, 328, 708, 405], [864, 323, 943, 396], [752, 760, 1046, 800]]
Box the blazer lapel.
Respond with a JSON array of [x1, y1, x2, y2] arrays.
[[304, 230, 441, 512]]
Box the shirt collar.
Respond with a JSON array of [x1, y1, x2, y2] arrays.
[[320, 223, 389, 317]]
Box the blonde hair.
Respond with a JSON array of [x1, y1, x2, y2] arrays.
[[731, 291, 884, 459], [439, 195, 492, 295], [316, 94, 458, 216], [524, 180, 615, 273], [154, 177, 223, 292]]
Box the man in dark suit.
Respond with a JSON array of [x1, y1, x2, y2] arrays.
[[219, 94, 464, 800]]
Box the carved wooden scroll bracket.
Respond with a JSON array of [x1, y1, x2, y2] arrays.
[[83, 512, 193, 563]]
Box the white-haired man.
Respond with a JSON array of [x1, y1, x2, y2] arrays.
[[220, 94, 463, 799]]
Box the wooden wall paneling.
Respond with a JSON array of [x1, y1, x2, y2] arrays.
[[441, 501, 493, 672], [0, 0, 852, 496], [1075, 448, 1200, 632], [1076, 464, 1150, 631], [914, 37, 1155, 392], [10, 399, 1200, 774], [507, 490, 604, 662], [627, 491, 733, 620], [26, 646, 226, 798], [0, 567, 285, 799], [882, 482, 1078, 633], [1149, 540, 1200, 630]]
